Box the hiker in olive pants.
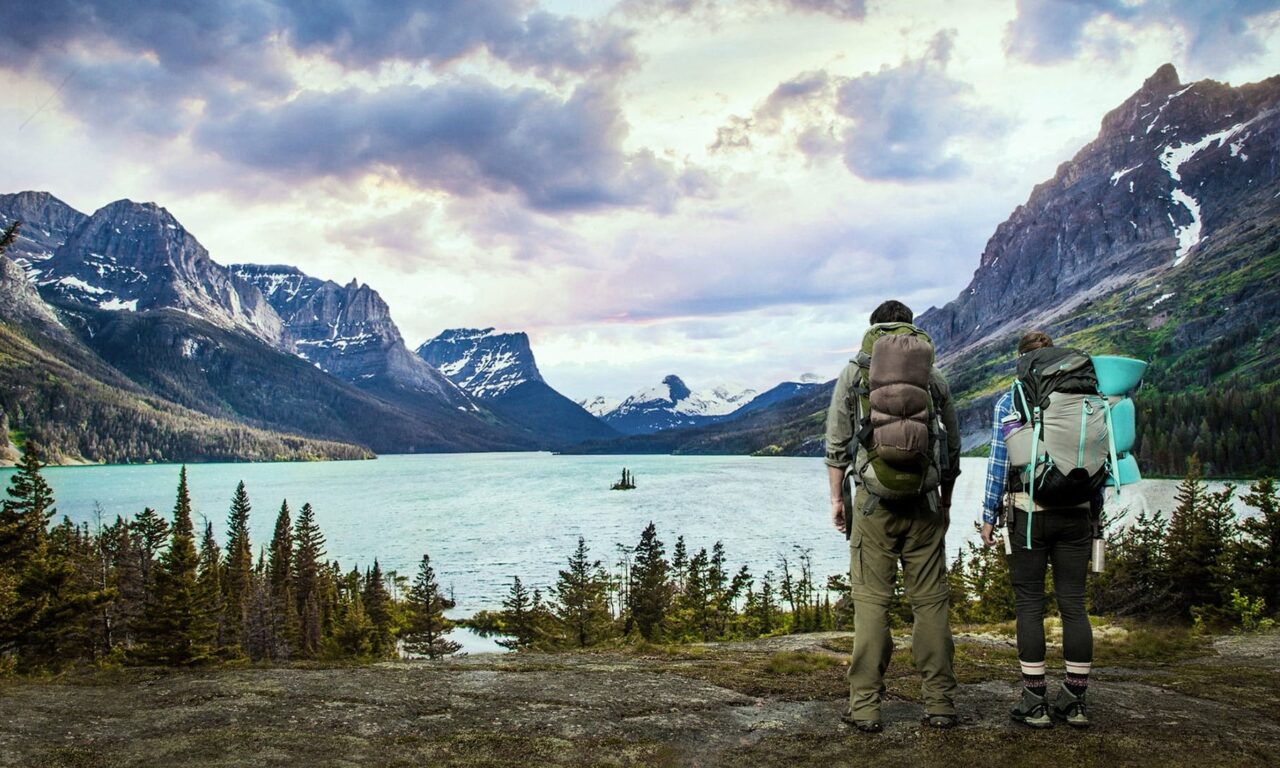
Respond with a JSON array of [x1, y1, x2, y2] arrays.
[[845, 488, 956, 723], [825, 300, 962, 732]]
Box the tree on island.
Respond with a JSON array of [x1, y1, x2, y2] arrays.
[[403, 552, 460, 658]]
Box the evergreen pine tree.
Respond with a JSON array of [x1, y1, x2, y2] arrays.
[[133, 467, 216, 665], [363, 559, 394, 657], [1239, 478, 1280, 614], [222, 481, 253, 652], [403, 552, 460, 658], [0, 440, 57, 568], [1166, 457, 1238, 616], [553, 536, 614, 648], [671, 536, 689, 593], [131, 506, 169, 604], [198, 520, 226, 651], [292, 503, 326, 657], [266, 500, 297, 659], [0, 443, 111, 667], [628, 522, 672, 641], [497, 575, 537, 650]]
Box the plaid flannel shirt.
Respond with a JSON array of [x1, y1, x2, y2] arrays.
[[982, 391, 1015, 525]]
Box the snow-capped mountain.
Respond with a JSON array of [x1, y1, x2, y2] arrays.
[[577, 395, 620, 418], [415, 327, 543, 399], [0, 192, 87, 278], [29, 199, 287, 346], [233, 264, 464, 402], [416, 327, 618, 447], [600, 375, 759, 435]]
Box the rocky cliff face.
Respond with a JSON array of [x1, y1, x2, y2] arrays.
[[234, 264, 464, 402], [0, 191, 88, 277], [919, 64, 1280, 360], [416, 328, 545, 399], [31, 199, 287, 347], [416, 327, 617, 447]]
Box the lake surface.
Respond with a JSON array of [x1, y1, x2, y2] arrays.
[[2, 455, 1256, 619]]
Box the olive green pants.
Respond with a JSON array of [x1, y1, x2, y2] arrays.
[[846, 487, 957, 719]]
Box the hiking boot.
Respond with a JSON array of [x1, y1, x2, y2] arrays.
[[1052, 687, 1090, 728], [840, 710, 883, 733], [922, 713, 958, 729], [1010, 687, 1053, 728]]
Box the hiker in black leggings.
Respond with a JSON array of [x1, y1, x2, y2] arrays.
[[979, 330, 1095, 728]]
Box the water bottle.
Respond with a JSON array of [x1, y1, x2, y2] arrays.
[[1091, 538, 1106, 573]]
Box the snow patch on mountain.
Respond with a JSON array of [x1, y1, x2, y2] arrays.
[[578, 396, 620, 417], [416, 328, 543, 399]]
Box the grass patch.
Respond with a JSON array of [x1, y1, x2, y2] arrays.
[[1094, 624, 1213, 667], [764, 651, 843, 675]]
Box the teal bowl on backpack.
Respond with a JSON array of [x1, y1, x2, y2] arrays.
[[1109, 397, 1136, 454], [1106, 453, 1141, 486], [1092, 355, 1147, 396]]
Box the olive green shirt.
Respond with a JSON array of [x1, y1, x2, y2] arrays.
[[823, 361, 962, 486]]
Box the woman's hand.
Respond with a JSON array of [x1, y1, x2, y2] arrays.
[[980, 522, 998, 548]]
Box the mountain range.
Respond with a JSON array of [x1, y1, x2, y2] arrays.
[[2, 64, 1273, 470]]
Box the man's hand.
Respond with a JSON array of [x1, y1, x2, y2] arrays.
[[832, 498, 847, 534], [980, 522, 998, 548]]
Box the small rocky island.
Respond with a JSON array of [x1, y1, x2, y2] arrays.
[[610, 468, 636, 490]]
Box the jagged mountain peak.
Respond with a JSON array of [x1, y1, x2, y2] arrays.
[[0, 191, 89, 277], [662, 374, 691, 402], [22, 198, 288, 346], [919, 67, 1280, 358], [416, 327, 543, 399]]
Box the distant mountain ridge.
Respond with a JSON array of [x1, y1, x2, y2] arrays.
[[0, 193, 555, 460], [592, 375, 759, 435], [416, 327, 617, 449], [233, 264, 464, 403], [36, 199, 287, 346]]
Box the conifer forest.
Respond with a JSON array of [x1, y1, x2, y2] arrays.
[[2, 439, 1277, 672]]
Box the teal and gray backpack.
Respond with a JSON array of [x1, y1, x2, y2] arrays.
[[1004, 347, 1123, 547], [848, 322, 944, 502]]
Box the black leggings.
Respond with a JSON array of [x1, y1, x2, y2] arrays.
[[1006, 507, 1093, 675]]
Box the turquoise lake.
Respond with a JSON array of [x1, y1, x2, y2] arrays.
[[0, 454, 1252, 619]]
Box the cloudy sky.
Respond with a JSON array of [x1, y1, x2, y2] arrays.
[[2, 0, 1278, 401]]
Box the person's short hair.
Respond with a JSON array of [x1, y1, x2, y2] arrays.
[[870, 300, 913, 325], [1018, 331, 1053, 355]]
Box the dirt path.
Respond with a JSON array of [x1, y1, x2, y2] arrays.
[[2, 631, 1277, 767]]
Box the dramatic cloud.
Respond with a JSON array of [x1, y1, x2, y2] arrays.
[[835, 31, 1001, 180], [710, 32, 1005, 181], [0, 0, 636, 139], [1006, 0, 1280, 68], [277, 0, 636, 77], [618, 0, 867, 21], [196, 81, 703, 212]]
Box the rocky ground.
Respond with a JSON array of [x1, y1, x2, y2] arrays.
[[1, 627, 1277, 767]]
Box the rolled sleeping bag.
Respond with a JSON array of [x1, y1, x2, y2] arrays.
[[1092, 355, 1148, 397], [1108, 396, 1136, 454], [1105, 453, 1142, 486]]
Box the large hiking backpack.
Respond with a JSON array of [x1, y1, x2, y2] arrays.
[[1005, 347, 1121, 546], [848, 322, 943, 501]]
